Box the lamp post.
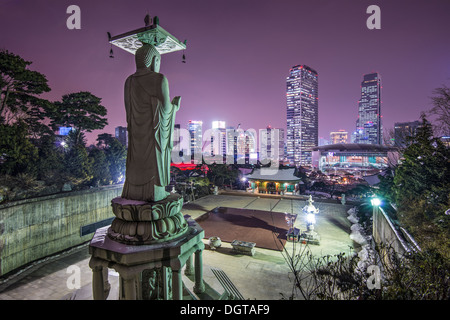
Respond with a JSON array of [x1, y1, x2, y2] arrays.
[[371, 197, 381, 248], [298, 195, 320, 245]]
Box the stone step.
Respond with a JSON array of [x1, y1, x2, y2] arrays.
[[210, 267, 245, 300], [182, 265, 230, 300]]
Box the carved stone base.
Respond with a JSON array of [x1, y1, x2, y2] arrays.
[[107, 194, 188, 245]]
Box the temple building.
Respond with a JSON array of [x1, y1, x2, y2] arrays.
[[245, 168, 304, 195]]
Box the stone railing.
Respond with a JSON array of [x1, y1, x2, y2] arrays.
[[372, 206, 420, 264], [0, 185, 123, 276]]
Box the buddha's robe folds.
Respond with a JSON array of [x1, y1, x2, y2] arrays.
[[121, 70, 177, 202]]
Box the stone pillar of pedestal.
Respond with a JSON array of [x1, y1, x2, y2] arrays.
[[184, 254, 194, 276], [89, 257, 110, 300], [91, 266, 106, 300], [172, 268, 183, 300], [194, 249, 205, 294]]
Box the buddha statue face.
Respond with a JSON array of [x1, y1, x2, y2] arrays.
[[135, 43, 161, 72]]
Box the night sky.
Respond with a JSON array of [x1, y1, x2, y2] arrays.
[[1, 0, 449, 145]]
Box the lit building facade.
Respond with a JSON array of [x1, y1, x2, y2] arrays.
[[226, 126, 257, 164], [115, 126, 128, 147], [394, 120, 421, 148], [311, 143, 398, 175], [188, 120, 203, 163], [259, 126, 284, 165], [330, 130, 348, 144], [355, 73, 382, 145], [286, 65, 318, 167], [211, 121, 227, 158]]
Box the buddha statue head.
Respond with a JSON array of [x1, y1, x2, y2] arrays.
[[135, 43, 161, 72]]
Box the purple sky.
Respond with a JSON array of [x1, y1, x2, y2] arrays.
[[1, 0, 449, 145]]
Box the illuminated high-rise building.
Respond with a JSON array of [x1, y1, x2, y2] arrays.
[[259, 126, 284, 165], [188, 120, 203, 163], [211, 121, 227, 159], [355, 73, 382, 145], [226, 125, 256, 164], [286, 65, 318, 166]]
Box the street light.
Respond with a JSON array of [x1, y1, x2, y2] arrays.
[[371, 198, 381, 206], [371, 197, 381, 245]]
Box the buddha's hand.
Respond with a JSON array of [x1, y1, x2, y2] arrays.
[[172, 96, 181, 111]]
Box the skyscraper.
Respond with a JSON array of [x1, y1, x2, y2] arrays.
[[211, 121, 227, 159], [286, 65, 319, 167], [226, 125, 256, 164], [355, 73, 382, 145], [188, 120, 202, 163], [259, 126, 285, 165]]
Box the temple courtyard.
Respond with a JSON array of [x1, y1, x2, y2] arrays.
[[0, 193, 357, 300]]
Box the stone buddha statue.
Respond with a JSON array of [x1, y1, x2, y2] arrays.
[[109, 43, 187, 244], [121, 43, 181, 203]]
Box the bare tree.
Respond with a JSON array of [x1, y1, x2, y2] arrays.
[[427, 85, 450, 137]]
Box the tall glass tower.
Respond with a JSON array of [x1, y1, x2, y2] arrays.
[[355, 73, 382, 145], [286, 65, 318, 167], [188, 120, 203, 163]]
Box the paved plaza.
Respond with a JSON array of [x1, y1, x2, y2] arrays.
[[0, 193, 357, 300]]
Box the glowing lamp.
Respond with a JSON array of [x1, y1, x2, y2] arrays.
[[306, 213, 316, 225], [371, 198, 381, 206]]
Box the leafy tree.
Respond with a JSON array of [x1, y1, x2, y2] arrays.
[[96, 133, 115, 149], [0, 50, 53, 137], [50, 91, 108, 146], [34, 133, 64, 182], [64, 143, 93, 185], [0, 121, 38, 175], [104, 138, 126, 184], [375, 167, 395, 203], [393, 115, 450, 253], [393, 115, 449, 206], [88, 148, 111, 187], [206, 163, 238, 188]]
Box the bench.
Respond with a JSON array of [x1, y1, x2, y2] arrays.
[[231, 240, 256, 256]]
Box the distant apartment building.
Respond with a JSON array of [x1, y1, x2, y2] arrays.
[[259, 126, 284, 165], [394, 120, 421, 148], [211, 121, 227, 159], [188, 120, 203, 163], [115, 126, 128, 147], [226, 125, 257, 164]]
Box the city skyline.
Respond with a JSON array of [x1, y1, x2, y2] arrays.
[[1, 0, 449, 145]]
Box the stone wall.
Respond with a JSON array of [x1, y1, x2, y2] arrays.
[[0, 185, 123, 276], [372, 206, 418, 264]]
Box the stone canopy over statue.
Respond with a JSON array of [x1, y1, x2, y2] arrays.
[[121, 43, 180, 202]]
